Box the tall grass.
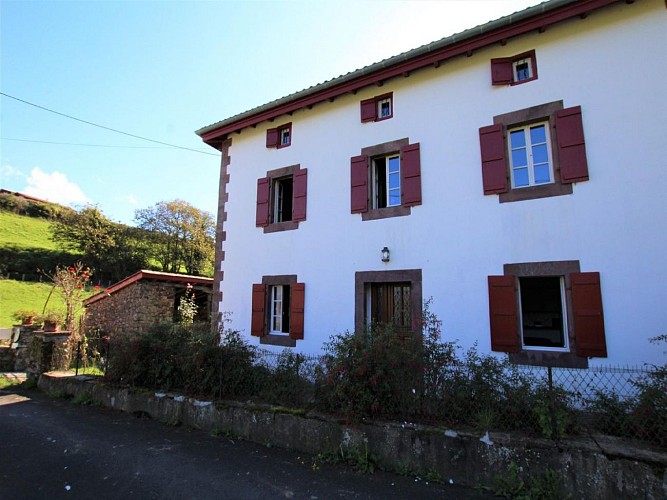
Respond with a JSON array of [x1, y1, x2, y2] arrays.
[[0, 211, 59, 251], [0, 279, 66, 327]]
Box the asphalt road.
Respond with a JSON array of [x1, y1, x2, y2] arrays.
[[0, 387, 493, 499]]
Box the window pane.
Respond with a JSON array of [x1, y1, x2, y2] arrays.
[[514, 167, 529, 187], [388, 191, 400, 207], [534, 165, 551, 184], [530, 125, 546, 144], [510, 129, 526, 148], [388, 171, 400, 190], [532, 143, 549, 164], [388, 156, 400, 173], [512, 148, 528, 167]]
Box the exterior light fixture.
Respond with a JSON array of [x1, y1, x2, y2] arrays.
[[381, 246, 390, 263]]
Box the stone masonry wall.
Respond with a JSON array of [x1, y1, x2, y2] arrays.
[[38, 374, 667, 500], [85, 281, 175, 336]]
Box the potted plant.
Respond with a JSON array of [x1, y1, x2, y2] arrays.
[[12, 309, 38, 326], [38, 310, 66, 332]]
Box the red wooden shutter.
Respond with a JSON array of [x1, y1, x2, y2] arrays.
[[350, 155, 368, 213], [401, 143, 422, 207], [360, 98, 376, 122], [555, 106, 589, 184], [479, 124, 508, 195], [490, 58, 513, 85], [289, 283, 305, 340], [488, 275, 520, 353], [571, 272, 607, 358], [255, 177, 270, 227], [266, 128, 278, 148], [292, 169, 308, 222], [251, 284, 265, 337]]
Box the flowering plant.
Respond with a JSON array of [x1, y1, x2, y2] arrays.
[[177, 283, 198, 325]]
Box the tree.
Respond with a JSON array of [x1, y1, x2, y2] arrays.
[[134, 200, 215, 276], [50, 206, 151, 282]]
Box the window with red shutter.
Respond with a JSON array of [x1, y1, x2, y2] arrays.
[[571, 272, 607, 358], [490, 50, 537, 86], [266, 123, 291, 148], [488, 275, 520, 353], [360, 93, 393, 123], [480, 101, 589, 203], [489, 261, 607, 368], [401, 143, 422, 207], [555, 106, 589, 184], [253, 275, 303, 347], [350, 138, 420, 220], [256, 165, 305, 232]]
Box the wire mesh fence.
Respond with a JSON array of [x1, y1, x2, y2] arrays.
[[102, 326, 666, 448]]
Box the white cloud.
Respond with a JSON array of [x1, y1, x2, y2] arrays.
[[23, 167, 91, 206], [1, 164, 24, 181], [126, 194, 138, 206]]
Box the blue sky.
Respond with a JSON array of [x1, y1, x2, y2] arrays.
[[1, 0, 540, 225]]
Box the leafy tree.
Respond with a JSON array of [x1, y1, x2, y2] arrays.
[[50, 206, 151, 282], [134, 200, 214, 276]]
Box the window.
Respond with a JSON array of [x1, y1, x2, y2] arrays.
[[351, 138, 421, 221], [355, 270, 422, 336], [266, 122, 292, 148], [360, 92, 393, 122], [256, 164, 307, 233], [491, 50, 537, 85], [479, 100, 589, 203], [488, 261, 607, 368], [251, 276, 305, 347], [508, 122, 553, 188], [372, 154, 401, 208]]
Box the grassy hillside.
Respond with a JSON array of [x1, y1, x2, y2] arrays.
[[0, 279, 66, 328], [0, 211, 58, 250]]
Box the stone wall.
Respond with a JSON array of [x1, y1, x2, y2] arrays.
[[85, 281, 175, 336], [39, 374, 667, 500]]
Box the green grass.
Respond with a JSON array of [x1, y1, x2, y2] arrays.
[[0, 211, 59, 251], [0, 279, 66, 328]]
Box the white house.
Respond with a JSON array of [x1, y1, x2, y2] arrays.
[[197, 0, 667, 368]]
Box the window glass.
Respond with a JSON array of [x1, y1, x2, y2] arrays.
[[519, 276, 567, 349], [270, 284, 290, 334], [280, 128, 290, 146], [513, 58, 532, 81], [509, 122, 552, 188], [378, 98, 391, 118], [273, 177, 293, 223], [387, 156, 401, 207]]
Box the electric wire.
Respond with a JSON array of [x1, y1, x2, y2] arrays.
[[0, 91, 218, 156]]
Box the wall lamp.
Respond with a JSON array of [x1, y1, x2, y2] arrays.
[[381, 246, 390, 263]]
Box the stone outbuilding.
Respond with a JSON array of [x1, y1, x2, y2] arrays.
[[83, 270, 213, 336]]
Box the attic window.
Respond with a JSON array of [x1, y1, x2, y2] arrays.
[[491, 50, 538, 86], [360, 93, 393, 122], [266, 123, 292, 148]]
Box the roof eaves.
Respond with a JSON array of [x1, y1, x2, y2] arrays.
[[196, 0, 610, 143]]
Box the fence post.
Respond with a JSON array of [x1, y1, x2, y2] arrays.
[[75, 341, 82, 376], [547, 366, 558, 439]]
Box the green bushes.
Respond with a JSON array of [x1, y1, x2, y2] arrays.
[[102, 311, 665, 445]]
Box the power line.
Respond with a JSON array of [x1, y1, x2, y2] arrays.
[[1, 137, 175, 149], [0, 91, 218, 156]]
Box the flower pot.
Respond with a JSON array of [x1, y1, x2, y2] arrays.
[[21, 316, 35, 326], [43, 320, 60, 333]]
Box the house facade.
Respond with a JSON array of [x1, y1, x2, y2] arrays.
[[197, 0, 666, 367]]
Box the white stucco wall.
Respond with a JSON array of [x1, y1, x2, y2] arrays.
[[218, 0, 666, 365]]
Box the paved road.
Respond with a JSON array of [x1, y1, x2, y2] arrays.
[[0, 387, 492, 499]]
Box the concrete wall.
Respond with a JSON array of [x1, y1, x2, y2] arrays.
[[38, 374, 667, 499], [215, 0, 666, 365]]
